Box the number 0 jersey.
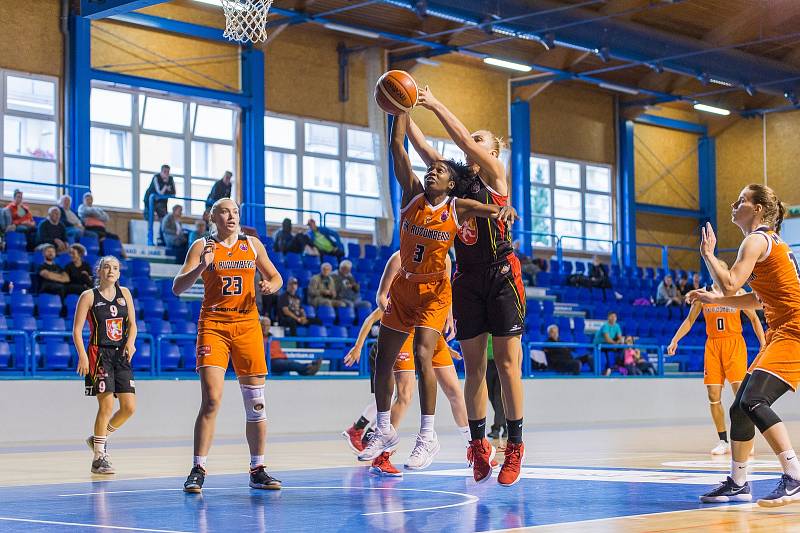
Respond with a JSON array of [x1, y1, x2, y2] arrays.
[[398, 193, 459, 276], [200, 234, 259, 322], [702, 302, 743, 339]]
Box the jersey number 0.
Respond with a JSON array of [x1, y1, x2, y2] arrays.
[[221, 276, 243, 295]]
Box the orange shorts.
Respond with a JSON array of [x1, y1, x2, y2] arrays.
[[382, 275, 451, 334], [748, 319, 800, 391], [704, 335, 747, 385], [393, 334, 454, 372], [196, 317, 267, 377]]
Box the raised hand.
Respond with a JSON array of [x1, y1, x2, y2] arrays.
[[416, 85, 440, 110], [700, 222, 717, 258]]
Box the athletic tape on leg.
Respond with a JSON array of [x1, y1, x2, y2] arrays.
[[241, 383, 266, 422]]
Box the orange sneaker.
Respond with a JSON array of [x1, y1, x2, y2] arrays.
[[498, 442, 525, 486], [467, 443, 499, 469], [468, 438, 496, 483], [342, 426, 365, 454], [369, 451, 403, 477]]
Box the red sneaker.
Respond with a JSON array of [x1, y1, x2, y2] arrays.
[[467, 438, 496, 483], [466, 443, 498, 468], [498, 441, 525, 486], [369, 452, 403, 477], [342, 426, 365, 454]]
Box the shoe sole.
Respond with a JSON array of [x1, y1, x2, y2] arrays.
[[249, 482, 282, 490], [91, 469, 115, 475], [699, 494, 752, 503], [757, 495, 800, 508], [341, 431, 364, 455], [369, 467, 403, 478], [710, 449, 730, 456], [498, 450, 526, 487], [404, 439, 441, 471], [357, 437, 400, 462], [183, 486, 202, 494]]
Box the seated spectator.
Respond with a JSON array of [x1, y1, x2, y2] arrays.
[[273, 218, 310, 254], [588, 255, 611, 289], [307, 219, 344, 259], [685, 272, 703, 295], [308, 262, 345, 307], [161, 204, 189, 262], [277, 277, 322, 334], [78, 192, 121, 243], [36, 207, 68, 254], [205, 171, 233, 208], [543, 325, 593, 375], [0, 207, 12, 249], [333, 260, 368, 309], [513, 240, 539, 284], [656, 274, 683, 307], [593, 311, 624, 376], [37, 244, 82, 298], [58, 194, 84, 241], [677, 275, 690, 297], [261, 317, 321, 376], [622, 336, 656, 376], [6, 189, 36, 249], [188, 220, 209, 243], [143, 164, 175, 221], [65, 243, 93, 292]]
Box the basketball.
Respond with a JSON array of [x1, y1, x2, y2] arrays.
[[374, 70, 418, 115]]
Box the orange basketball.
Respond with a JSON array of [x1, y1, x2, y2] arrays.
[[374, 70, 418, 115]]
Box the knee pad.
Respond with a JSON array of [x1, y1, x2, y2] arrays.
[[729, 400, 755, 442], [240, 384, 266, 423], [740, 372, 790, 433]]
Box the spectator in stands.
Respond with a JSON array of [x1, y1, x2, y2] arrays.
[[593, 311, 624, 376], [656, 274, 683, 307], [273, 218, 311, 254], [307, 218, 344, 259], [677, 274, 690, 297], [277, 277, 321, 335], [588, 255, 612, 289], [308, 262, 345, 307], [188, 220, 208, 243], [0, 207, 12, 248], [78, 192, 120, 243], [205, 171, 233, 208], [65, 243, 93, 292], [261, 316, 321, 376], [36, 207, 68, 254], [686, 272, 704, 294], [143, 164, 175, 221], [333, 260, 367, 309], [544, 324, 594, 375], [161, 204, 189, 262], [58, 194, 84, 241], [37, 243, 81, 298], [6, 189, 36, 249], [622, 335, 656, 376]]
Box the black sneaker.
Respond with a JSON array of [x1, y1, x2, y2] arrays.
[[361, 427, 375, 448], [487, 428, 500, 440], [758, 474, 800, 508], [91, 454, 115, 475], [249, 465, 282, 490], [184, 465, 206, 493], [699, 476, 752, 503]]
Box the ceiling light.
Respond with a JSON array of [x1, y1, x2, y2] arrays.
[[693, 103, 730, 116], [709, 78, 733, 87], [322, 23, 380, 39], [483, 57, 532, 72], [415, 58, 440, 67], [598, 82, 639, 95]]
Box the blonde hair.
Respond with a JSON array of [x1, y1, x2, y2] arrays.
[[746, 183, 786, 233], [94, 255, 121, 288], [209, 198, 240, 236]]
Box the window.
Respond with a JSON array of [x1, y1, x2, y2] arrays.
[[529, 156, 613, 252], [0, 71, 59, 200], [264, 115, 382, 230], [90, 84, 237, 214]]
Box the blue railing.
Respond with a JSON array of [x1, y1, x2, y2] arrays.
[[0, 178, 90, 197], [147, 194, 208, 245], [241, 203, 323, 227], [322, 212, 380, 231]]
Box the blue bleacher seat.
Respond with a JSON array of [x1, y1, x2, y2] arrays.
[[132, 339, 151, 371], [294, 326, 308, 338], [134, 279, 158, 299], [5, 232, 26, 251], [574, 262, 586, 274], [347, 243, 360, 259], [136, 320, 148, 333], [190, 300, 202, 321], [0, 341, 11, 368], [37, 294, 62, 317], [160, 343, 181, 370], [285, 253, 302, 269], [562, 262, 574, 275], [542, 300, 555, 316], [140, 298, 165, 318], [131, 259, 151, 278], [40, 341, 71, 370], [296, 269, 313, 287], [535, 271, 551, 287], [40, 317, 66, 331], [172, 320, 197, 335], [5, 249, 31, 271], [80, 233, 100, 254], [55, 254, 72, 268], [322, 254, 339, 269], [356, 305, 372, 325], [179, 342, 196, 369], [65, 293, 79, 318], [302, 255, 320, 270], [148, 320, 172, 336], [167, 300, 190, 321], [316, 305, 336, 326], [307, 325, 328, 348], [101, 238, 124, 258], [337, 306, 356, 326], [11, 293, 34, 316], [557, 316, 571, 332], [364, 244, 378, 260], [326, 325, 348, 348], [13, 315, 37, 334], [0, 316, 8, 330], [156, 279, 176, 300], [302, 304, 316, 320], [379, 245, 393, 260]]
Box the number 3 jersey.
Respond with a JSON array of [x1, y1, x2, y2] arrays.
[[200, 234, 259, 322], [399, 193, 459, 276]]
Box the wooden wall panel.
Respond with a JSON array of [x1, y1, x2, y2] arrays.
[[0, 0, 63, 77], [633, 124, 699, 210]]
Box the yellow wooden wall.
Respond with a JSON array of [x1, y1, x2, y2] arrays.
[[0, 0, 63, 78]]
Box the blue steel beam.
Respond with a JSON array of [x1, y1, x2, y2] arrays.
[[68, 15, 92, 192], [697, 136, 716, 228], [635, 203, 704, 219], [510, 100, 531, 256], [91, 69, 250, 105], [80, 0, 167, 19], [241, 47, 266, 237], [618, 119, 636, 268], [108, 12, 229, 43], [633, 114, 707, 135]]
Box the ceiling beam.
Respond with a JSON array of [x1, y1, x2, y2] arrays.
[[79, 0, 168, 19]]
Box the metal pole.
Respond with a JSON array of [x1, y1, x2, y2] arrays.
[[510, 100, 531, 255]]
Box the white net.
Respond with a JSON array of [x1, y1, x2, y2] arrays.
[[221, 0, 274, 43]]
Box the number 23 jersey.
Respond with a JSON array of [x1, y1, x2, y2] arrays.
[[200, 234, 259, 322]]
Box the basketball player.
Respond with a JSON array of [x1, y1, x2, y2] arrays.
[[357, 113, 516, 469], [688, 184, 800, 507], [667, 275, 765, 455], [407, 87, 526, 486], [74, 256, 137, 474], [173, 198, 283, 493]]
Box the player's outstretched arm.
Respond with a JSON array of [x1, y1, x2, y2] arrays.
[[686, 289, 762, 310], [390, 113, 423, 207], [407, 118, 442, 168], [743, 308, 767, 347], [173, 239, 212, 296], [344, 307, 384, 367], [454, 198, 517, 226], [376, 251, 401, 311], [73, 289, 94, 377], [252, 237, 282, 295], [667, 301, 701, 355]]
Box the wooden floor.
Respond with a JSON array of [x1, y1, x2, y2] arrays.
[[1, 420, 799, 532]]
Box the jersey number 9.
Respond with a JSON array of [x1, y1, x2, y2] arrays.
[[222, 276, 243, 296]]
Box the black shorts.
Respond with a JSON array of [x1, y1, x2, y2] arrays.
[[85, 345, 135, 397], [452, 255, 526, 341]]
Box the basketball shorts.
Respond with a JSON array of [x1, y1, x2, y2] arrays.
[[196, 317, 267, 377], [452, 254, 526, 341], [382, 275, 451, 334], [394, 334, 454, 372], [85, 345, 135, 397], [748, 319, 800, 391], [704, 335, 747, 385]]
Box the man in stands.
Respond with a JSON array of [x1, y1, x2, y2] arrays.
[[333, 260, 368, 309], [37, 243, 82, 298], [205, 171, 233, 208], [58, 195, 84, 242], [544, 324, 593, 375], [656, 274, 683, 307], [588, 255, 612, 290], [273, 218, 311, 254], [307, 219, 344, 259], [143, 164, 176, 221], [277, 277, 321, 335], [308, 262, 345, 308], [161, 204, 189, 262], [78, 192, 120, 243], [261, 317, 321, 376], [6, 189, 36, 249], [593, 311, 624, 376], [36, 207, 68, 254]]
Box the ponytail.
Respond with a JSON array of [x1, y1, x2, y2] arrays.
[[776, 201, 786, 234]]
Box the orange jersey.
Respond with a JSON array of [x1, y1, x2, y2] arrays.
[[748, 229, 800, 328], [399, 193, 459, 276], [200, 235, 259, 322], [702, 302, 743, 339]]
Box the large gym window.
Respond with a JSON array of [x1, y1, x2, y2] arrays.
[[264, 114, 381, 231], [89, 84, 238, 214], [531, 156, 613, 252], [0, 71, 59, 201]]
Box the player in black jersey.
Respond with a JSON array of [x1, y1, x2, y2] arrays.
[[73, 256, 138, 475], [410, 86, 526, 486]]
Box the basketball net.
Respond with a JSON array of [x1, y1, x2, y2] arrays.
[[221, 0, 273, 43]]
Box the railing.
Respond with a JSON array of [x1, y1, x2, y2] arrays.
[[241, 203, 322, 228], [322, 212, 380, 233], [147, 194, 209, 245], [526, 341, 669, 377], [0, 178, 90, 197]]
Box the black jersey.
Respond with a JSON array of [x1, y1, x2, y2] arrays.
[[87, 285, 129, 347], [454, 174, 512, 268]]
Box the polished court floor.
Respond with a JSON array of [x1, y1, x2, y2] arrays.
[[1, 421, 799, 532]]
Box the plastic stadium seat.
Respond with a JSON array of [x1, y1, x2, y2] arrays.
[[167, 301, 190, 321], [40, 317, 66, 331], [379, 245, 393, 261], [307, 325, 328, 348], [557, 316, 571, 332], [37, 294, 62, 317], [347, 243, 360, 259], [0, 316, 8, 330], [336, 306, 356, 326], [180, 342, 197, 370], [326, 326, 349, 348], [263, 236, 274, 251], [55, 254, 72, 268], [13, 315, 37, 334], [134, 279, 158, 299], [535, 271, 551, 287], [140, 298, 166, 319], [157, 279, 177, 300], [5, 249, 31, 271], [11, 293, 34, 316], [101, 238, 124, 258], [302, 255, 320, 270], [296, 269, 313, 287], [64, 293, 79, 318], [131, 259, 151, 278], [148, 320, 172, 337], [5, 232, 26, 251], [190, 301, 202, 322], [322, 255, 339, 269], [136, 320, 148, 333], [294, 326, 308, 338], [40, 340, 71, 370], [562, 262, 574, 275], [301, 304, 316, 320], [316, 305, 336, 326], [160, 343, 181, 370], [549, 259, 561, 274], [79, 233, 100, 253], [172, 321, 197, 335], [542, 300, 555, 316], [285, 253, 302, 269], [364, 245, 378, 260], [356, 305, 372, 325], [132, 339, 152, 371], [0, 341, 10, 368]]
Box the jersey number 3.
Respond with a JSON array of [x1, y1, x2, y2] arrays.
[[412, 244, 425, 263], [221, 276, 243, 296]]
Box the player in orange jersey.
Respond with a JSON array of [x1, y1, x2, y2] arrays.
[[173, 198, 283, 494], [688, 184, 800, 507], [668, 270, 765, 455], [357, 112, 516, 469]]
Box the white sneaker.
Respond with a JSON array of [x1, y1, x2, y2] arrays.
[[404, 432, 440, 470], [357, 425, 399, 462], [711, 440, 731, 455]]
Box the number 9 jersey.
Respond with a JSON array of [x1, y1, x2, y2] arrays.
[[200, 234, 259, 322]]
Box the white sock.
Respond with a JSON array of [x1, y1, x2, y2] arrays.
[[93, 435, 107, 459], [250, 455, 265, 469], [361, 401, 378, 422], [778, 450, 800, 480], [731, 459, 749, 486], [193, 456, 207, 469], [457, 426, 470, 446], [420, 414, 435, 439], [376, 411, 391, 433]]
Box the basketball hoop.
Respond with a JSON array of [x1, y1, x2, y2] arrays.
[[220, 0, 273, 44]]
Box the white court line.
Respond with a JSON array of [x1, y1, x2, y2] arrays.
[[58, 485, 478, 516], [0, 517, 191, 533]]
